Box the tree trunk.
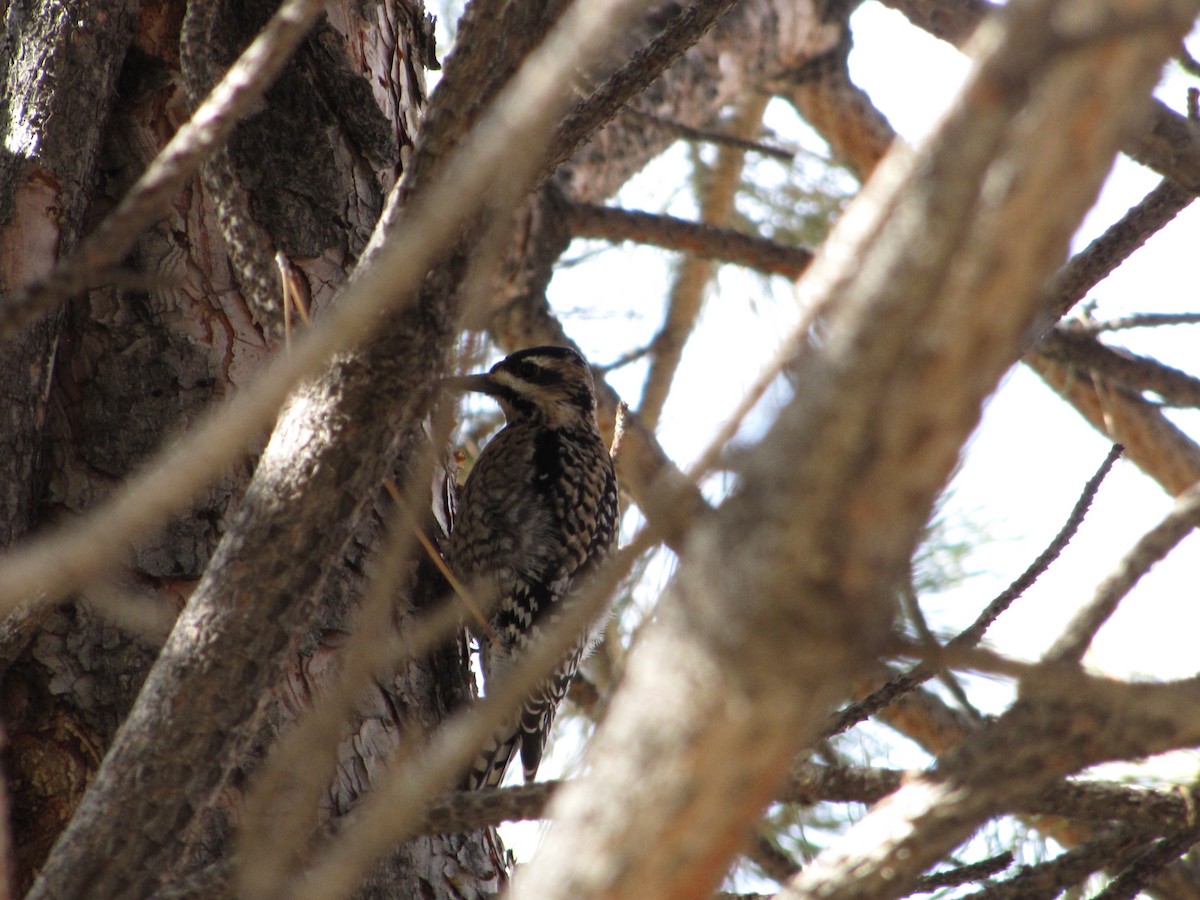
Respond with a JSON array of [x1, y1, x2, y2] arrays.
[[0, 2, 499, 896]]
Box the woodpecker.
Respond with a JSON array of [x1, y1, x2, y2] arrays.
[[446, 346, 619, 789]]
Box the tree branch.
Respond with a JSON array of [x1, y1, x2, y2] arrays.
[[785, 672, 1200, 899], [1039, 326, 1200, 409], [1028, 355, 1200, 496], [568, 202, 813, 278], [829, 444, 1120, 736]]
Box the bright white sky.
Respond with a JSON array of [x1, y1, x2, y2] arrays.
[[464, 0, 1200, 869]]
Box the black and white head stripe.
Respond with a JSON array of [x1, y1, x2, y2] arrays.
[[488, 347, 596, 417]]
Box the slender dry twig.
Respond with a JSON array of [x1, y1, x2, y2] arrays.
[[1032, 178, 1196, 335], [1080, 312, 1200, 333], [0, 0, 326, 338], [596, 343, 653, 374], [959, 444, 1124, 645], [828, 445, 1122, 736], [900, 582, 981, 720], [1045, 479, 1200, 664], [622, 106, 797, 161]]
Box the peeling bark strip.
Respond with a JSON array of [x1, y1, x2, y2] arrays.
[[508, 0, 1198, 897]]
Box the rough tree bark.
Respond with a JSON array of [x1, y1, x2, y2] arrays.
[[6, 0, 1200, 898]]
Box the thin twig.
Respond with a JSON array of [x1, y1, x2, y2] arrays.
[[959, 444, 1124, 646], [622, 106, 797, 161], [828, 445, 1122, 736], [1033, 177, 1195, 337], [1045, 479, 1200, 664], [595, 344, 652, 374], [900, 582, 980, 721], [384, 478, 498, 645], [1078, 312, 1200, 333]]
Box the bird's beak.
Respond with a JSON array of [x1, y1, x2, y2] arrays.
[[441, 373, 500, 396]]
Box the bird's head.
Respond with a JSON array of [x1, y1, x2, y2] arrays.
[[445, 346, 599, 429]]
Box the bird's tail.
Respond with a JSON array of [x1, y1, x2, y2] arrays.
[[465, 726, 522, 790]]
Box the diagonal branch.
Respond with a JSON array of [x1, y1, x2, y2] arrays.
[[1029, 355, 1200, 495], [1038, 326, 1200, 408], [1046, 480, 1200, 663]]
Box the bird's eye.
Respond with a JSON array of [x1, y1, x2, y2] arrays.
[[514, 360, 540, 379]]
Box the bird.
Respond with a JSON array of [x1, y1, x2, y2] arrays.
[[445, 345, 619, 790]]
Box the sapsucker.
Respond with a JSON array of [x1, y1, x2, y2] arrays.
[[446, 346, 619, 789]]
